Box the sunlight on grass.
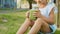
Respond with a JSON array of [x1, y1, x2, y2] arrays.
[[0, 10, 60, 34], [0, 10, 27, 34]]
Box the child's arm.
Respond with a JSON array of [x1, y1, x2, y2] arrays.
[[33, 8, 54, 24], [40, 8, 54, 24]]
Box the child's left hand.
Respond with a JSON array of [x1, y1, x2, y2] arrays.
[[33, 10, 42, 18]]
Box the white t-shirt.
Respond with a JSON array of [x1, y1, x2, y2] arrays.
[[39, 3, 58, 18], [39, 3, 57, 33]]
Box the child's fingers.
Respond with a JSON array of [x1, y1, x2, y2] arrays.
[[34, 10, 39, 13], [26, 11, 30, 18], [26, 11, 30, 15], [35, 10, 39, 12], [33, 13, 37, 17], [33, 12, 37, 14]]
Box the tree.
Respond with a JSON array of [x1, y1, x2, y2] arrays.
[[27, 0, 33, 9], [57, 0, 60, 28]]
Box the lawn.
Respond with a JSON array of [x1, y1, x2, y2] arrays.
[[0, 10, 60, 34]]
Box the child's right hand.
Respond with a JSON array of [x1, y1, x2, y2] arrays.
[[26, 11, 30, 18]]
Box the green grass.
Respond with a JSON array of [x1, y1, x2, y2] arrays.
[[54, 30, 60, 34], [0, 10, 27, 34], [0, 10, 60, 34]]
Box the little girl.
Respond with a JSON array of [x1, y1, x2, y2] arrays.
[[16, 0, 57, 34]]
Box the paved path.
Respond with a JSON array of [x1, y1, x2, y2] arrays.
[[0, 8, 29, 14]]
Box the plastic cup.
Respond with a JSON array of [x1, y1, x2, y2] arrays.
[[29, 9, 38, 20]]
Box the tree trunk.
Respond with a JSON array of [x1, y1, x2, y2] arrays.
[[54, 0, 56, 3], [29, 2, 32, 9], [57, 0, 60, 28]]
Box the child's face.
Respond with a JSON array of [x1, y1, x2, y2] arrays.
[[34, 0, 47, 4]]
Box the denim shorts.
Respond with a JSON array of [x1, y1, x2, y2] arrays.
[[37, 24, 57, 34]]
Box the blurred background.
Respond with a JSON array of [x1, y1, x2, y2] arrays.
[[0, 0, 60, 34]]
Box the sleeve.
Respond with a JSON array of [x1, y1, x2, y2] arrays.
[[48, 3, 58, 15], [48, 3, 54, 15], [54, 6, 58, 14]]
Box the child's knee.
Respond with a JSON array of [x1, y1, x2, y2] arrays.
[[35, 18, 42, 24]]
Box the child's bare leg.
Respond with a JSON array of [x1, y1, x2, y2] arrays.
[[39, 19, 51, 33], [16, 18, 31, 34], [28, 18, 42, 34], [28, 18, 51, 34]]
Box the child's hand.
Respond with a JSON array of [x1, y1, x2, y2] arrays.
[[33, 10, 42, 18], [26, 11, 30, 18]]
